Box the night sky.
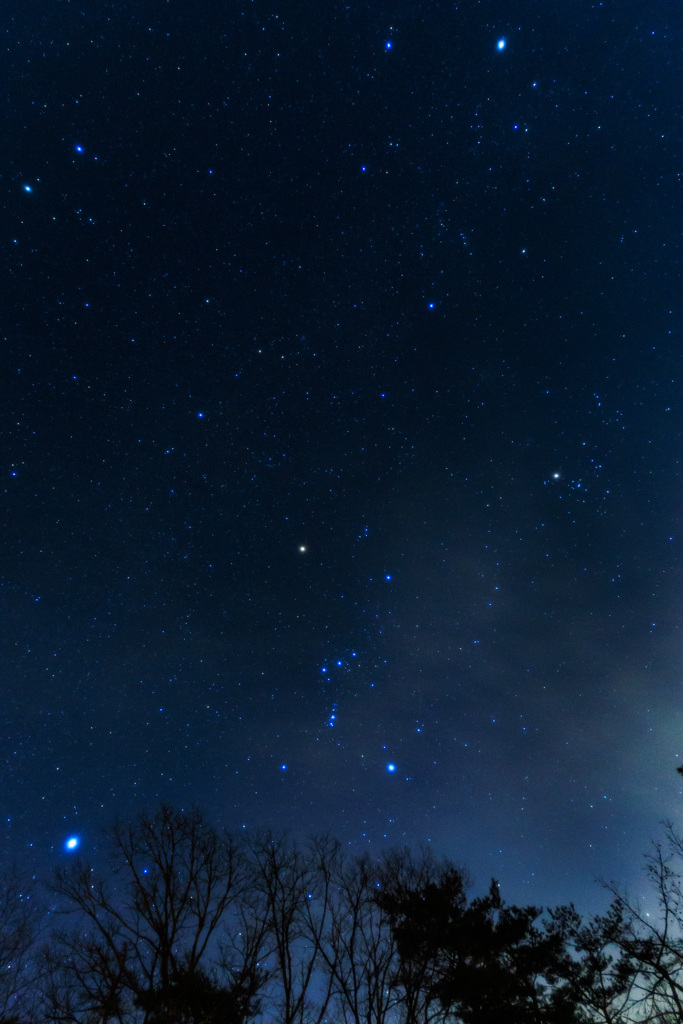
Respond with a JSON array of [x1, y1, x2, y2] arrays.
[[3, 0, 683, 914]]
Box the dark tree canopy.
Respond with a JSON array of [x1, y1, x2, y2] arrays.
[[3, 803, 683, 1023], [376, 864, 581, 1024]]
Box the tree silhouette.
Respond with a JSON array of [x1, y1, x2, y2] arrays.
[[322, 852, 397, 1024], [26, 800, 683, 1023], [134, 963, 256, 1024], [44, 805, 265, 1024], [600, 821, 683, 1022], [375, 848, 470, 1024], [376, 856, 582, 1024], [247, 832, 340, 1024], [0, 867, 40, 1024], [553, 901, 636, 1024]]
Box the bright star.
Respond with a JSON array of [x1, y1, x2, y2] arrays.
[[23, 184, 32, 193], [497, 38, 506, 50], [386, 763, 396, 773], [298, 544, 307, 553], [65, 836, 79, 851]]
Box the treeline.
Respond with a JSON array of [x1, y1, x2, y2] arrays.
[[2, 806, 683, 1023]]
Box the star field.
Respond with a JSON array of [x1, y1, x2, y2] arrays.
[[2, 0, 683, 913]]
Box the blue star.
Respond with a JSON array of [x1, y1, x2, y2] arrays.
[[23, 184, 32, 193], [496, 37, 506, 51], [64, 836, 80, 851], [386, 763, 396, 773]]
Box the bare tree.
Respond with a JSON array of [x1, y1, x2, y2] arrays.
[[44, 805, 264, 1024], [321, 852, 397, 1024], [40, 930, 131, 1024], [248, 832, 341, 1024], [602, 821, 683, 1023], [0, 867, 40, 1023]]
